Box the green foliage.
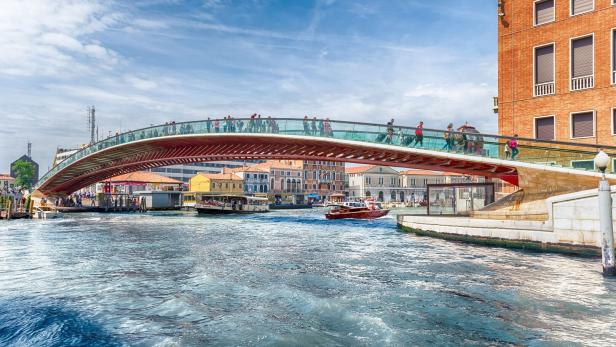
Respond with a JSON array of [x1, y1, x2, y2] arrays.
[[11, 160, 35, 189]]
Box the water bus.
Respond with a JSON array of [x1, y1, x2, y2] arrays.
[[193, 194, 269, 214]]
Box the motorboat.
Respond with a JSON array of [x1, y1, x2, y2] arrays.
[[194, 194, 269, 214], [325, 199, 390, 220]]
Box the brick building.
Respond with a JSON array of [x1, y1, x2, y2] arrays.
[[497, 0, 616, 150]]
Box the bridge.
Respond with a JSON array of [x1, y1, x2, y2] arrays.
[[35, 117, 616, 218]]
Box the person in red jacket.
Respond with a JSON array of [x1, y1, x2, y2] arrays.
[[413, 121, 424, 146]]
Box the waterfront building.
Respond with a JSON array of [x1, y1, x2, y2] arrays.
[[278, 160, 345, 202], [497, 0, 616, 157], [146, 161, 261, 183], [188, 173, 244, 194], [346, 165, 408, 202], [0, 174, 15, 191], [246, 161, 305, 204], [99, 171, 184, 195], [399, 170, 486, 202], [223, 166, 269, 195]]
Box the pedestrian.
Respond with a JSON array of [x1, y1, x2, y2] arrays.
[[413, 121, 424, 146], [504, 141, 511, 159], [324, 118, 332, 137], [303, 116, 310, 135], [206, 117, 212, 133], [442, 123, 453, 150], [311, 117, 318, 135], [318, 118, 324, 136], [214, 119, 220, 133], [508, 135, 519, 160]]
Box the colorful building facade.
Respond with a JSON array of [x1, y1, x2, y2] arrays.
[[188, 173, 244, 194], [279, 160, 345, 202]]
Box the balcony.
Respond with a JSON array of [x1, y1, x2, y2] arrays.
[[534, 81, 555, 97], [571, 75, 594, 91], [492, 96, 498, 114]]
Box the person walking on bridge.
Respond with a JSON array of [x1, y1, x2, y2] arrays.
[[311, 117, 318, 135], [413, 121, 424, 147], [303, 116, 310, 135], [508, 135, 519, 160], [442, 123, 453, 150]]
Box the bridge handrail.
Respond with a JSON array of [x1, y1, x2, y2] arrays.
[[36, 117, 616, 189]]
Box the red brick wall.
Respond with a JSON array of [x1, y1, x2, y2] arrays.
[[498, 0, 616, 145]]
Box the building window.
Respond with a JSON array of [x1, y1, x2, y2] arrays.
[[535, 0, 554, 25], [534, 44, 555, 96], [612, 29, 616, 84], [570, 111, 595, 138], [613, 108, 616, 135], [570, 0, 594, 16], [571, 35, 594, 91], [534, 116, 555, 140], [571, 159, 595, 170]]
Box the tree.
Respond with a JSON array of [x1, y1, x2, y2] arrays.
[[11, 160, 35, 189]]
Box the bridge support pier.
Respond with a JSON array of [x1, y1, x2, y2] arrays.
[[599, 179, 615, 276]]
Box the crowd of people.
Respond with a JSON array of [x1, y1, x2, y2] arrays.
[[375, 119, 520, 159], [100, 115, 521, 161]]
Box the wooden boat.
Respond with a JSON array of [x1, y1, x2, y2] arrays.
[[325, 200, 390, 220], [195, 194, 269, 214]]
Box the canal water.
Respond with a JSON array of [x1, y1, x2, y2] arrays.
[[0, 209, 615, 346]]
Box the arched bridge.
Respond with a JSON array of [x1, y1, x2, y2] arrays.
[[36, 118, 616, 206]]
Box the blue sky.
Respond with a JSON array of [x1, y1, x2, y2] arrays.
[[0, 0, 497, 173]]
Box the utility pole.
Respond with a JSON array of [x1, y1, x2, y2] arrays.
[[87, 106, 96, 144]]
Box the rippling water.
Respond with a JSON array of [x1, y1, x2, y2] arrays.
[[1, 209, 615, 346]]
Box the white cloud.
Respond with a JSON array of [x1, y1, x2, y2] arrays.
[[0, 0, 121, 76]]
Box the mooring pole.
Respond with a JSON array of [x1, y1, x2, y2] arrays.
[[599, 178, 615, 276], [595, 150, 615, 276]]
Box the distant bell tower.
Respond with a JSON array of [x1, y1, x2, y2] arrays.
[[27, 141, 32, 158]]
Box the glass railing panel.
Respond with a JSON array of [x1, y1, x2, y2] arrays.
[[36, 117, 616, 188]]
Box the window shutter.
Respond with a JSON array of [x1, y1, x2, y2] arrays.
[[613, 30, 616, 74], [535, 45, 554, 83], [613, 109, 616, 135], [571, 112, 594, 138], [572, 36, 593, 78], [535, 117, 555, 140], [535, 0, 554, 25], [572, 0, 594, 15]]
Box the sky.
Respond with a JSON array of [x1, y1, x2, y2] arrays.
[[0, 0, 497, 174]]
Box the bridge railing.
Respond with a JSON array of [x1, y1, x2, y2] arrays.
[[37, 117, 616, 188]]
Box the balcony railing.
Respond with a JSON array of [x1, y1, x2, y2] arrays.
[[571, 75, 594, 91], [534, 81, 555, 97]]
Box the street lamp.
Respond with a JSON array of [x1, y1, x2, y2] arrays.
[[594, 150, 615, 276]]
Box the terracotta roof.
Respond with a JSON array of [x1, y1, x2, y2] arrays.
[[0, 174, 14, 180], [196, 172, 243, 181], [399, 169, 461, 176], [223, 166, 269, 174], [250, 161, 302, 171], [109, 171, 183, 184], [345, 165, 376, 174]]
